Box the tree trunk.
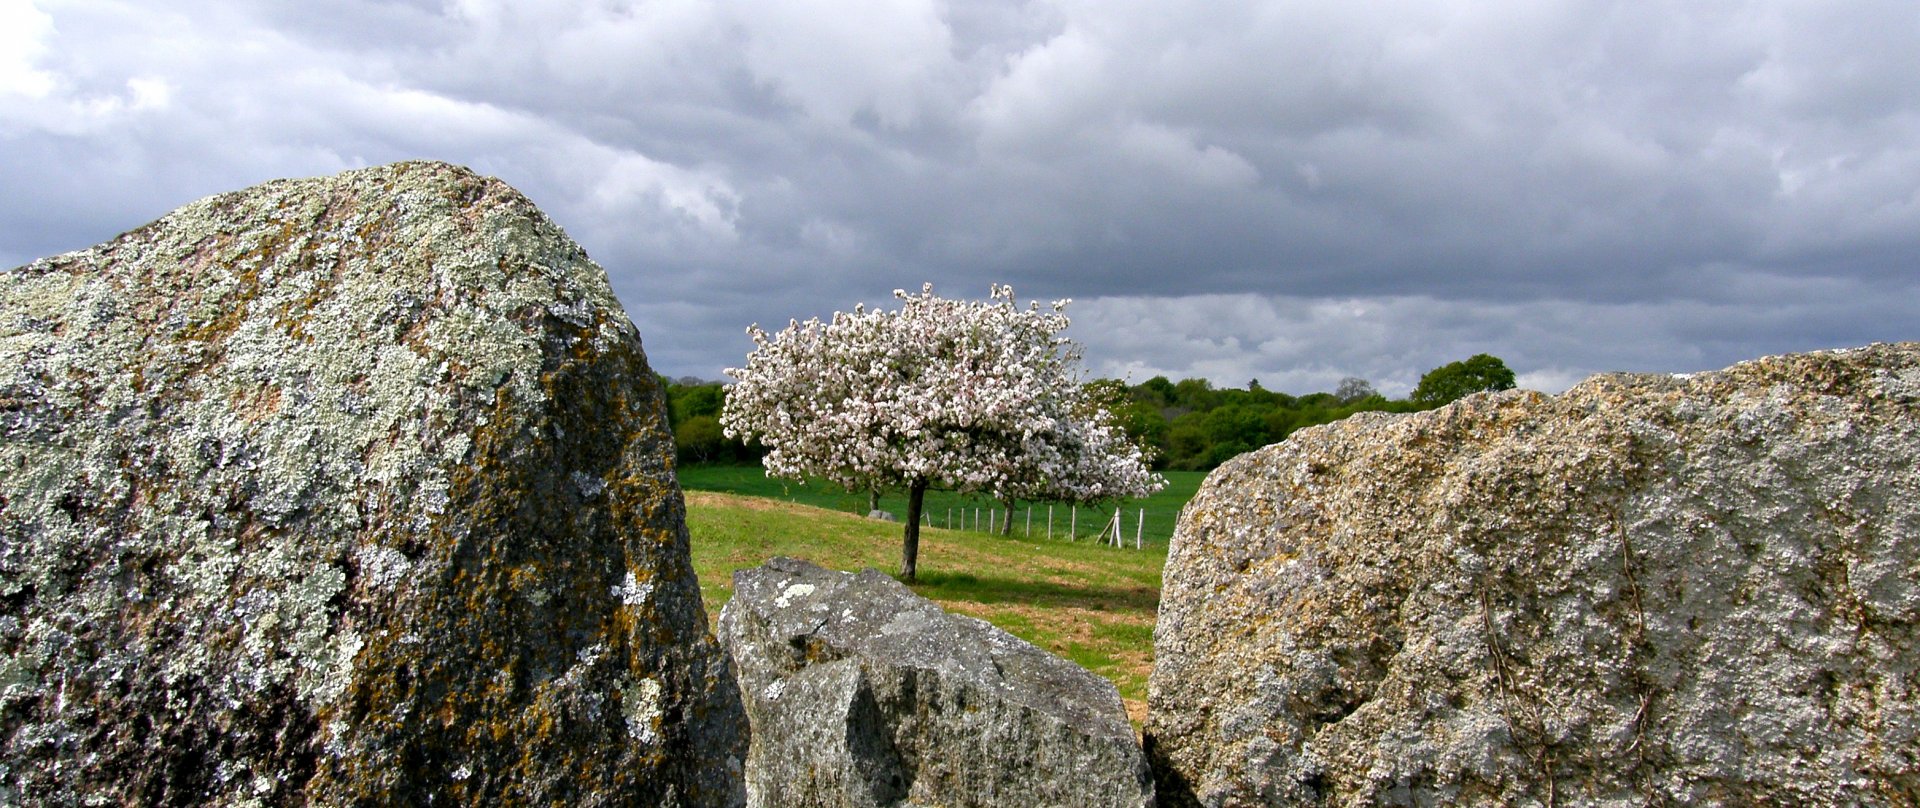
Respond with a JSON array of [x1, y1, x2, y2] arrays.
[[1001, 500, 1015, 536], [868, 488, 880, 514], [901, 478, 928, 582]]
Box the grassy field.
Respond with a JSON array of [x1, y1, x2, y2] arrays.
[[684, 490, 1168, 725], [677, 464, 1209, 547]]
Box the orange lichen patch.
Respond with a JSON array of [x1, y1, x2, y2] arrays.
[[272, 264, 347, 342], [229, 384, 283, 420], [178, 232, 240, 283], [505, 561, 549, 594], [177, 265, 264, 346]]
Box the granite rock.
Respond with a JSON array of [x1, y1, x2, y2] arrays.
[[0, 161, 747, 805], [720, 557, 1154, 807], [1147, 344, 1920, 806]]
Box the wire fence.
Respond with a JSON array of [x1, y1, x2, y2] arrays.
[[933, 504, 1155, 550]]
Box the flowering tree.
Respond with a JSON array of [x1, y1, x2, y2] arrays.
[[988, 384, 1163, 533], [722, 284, 1164, 580]]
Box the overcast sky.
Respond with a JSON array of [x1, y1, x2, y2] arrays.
[[5, 1, 1916, 396]]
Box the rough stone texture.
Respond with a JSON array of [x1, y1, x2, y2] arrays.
[[0, 161, 746, 805], [720, 556, 1154, 807], [1147, 344, 1920, 806]]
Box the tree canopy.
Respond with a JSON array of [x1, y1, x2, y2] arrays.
[[1335, 376, 1379, 404], [1410, 353, 1517, 407], [720, 284, 1162, 579]]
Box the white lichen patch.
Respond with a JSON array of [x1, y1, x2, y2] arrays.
[[0, 653, 36, 710], [611, 571, 653, 607], [622, 675, 664, 745], [555, 642, 609, 691], [774, 583, 816, 609], [354, 545, 412, 590], [572, 470, 606, 499], [304, 629, 363, 706]]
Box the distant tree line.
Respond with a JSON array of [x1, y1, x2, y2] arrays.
[[664, 353, 1515, 472], [1105, 376, 1416, 470], [662, 376, 756, 464]]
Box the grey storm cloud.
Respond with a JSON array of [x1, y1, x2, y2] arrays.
[[4, 0, 1916, 393]]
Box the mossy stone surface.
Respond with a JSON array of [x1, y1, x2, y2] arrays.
[[0, 161, 746, 805]]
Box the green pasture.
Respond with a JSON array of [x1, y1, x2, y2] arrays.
[[675, 463, 1209, 546]]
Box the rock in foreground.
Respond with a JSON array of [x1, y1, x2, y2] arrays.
[[0, 161, 746, 805], [720, 557, 1154, 808], [1148, 344, 1920, 806]]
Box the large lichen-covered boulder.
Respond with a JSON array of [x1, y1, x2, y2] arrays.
[[720, 557, 1154, 808], [0, 161, 746, 805], [1147, 344, 1920, 806]]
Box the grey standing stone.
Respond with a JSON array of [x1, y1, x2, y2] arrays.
[[1147, 344, 1920, 806], [720, 557, 1154, 807], [0, 161, 746, 805]]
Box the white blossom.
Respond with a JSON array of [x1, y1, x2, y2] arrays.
[[722, 284, 1164, 509]]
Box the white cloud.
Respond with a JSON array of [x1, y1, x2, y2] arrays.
[[969, 25, 1109, 149], [1116, 123, 1260, 189], [0, 0, 56, 99], [432, 0, 732, 101], [728, 0, 958, 128], [0, 0, 178, 139], [569, 147, 742, 245]]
